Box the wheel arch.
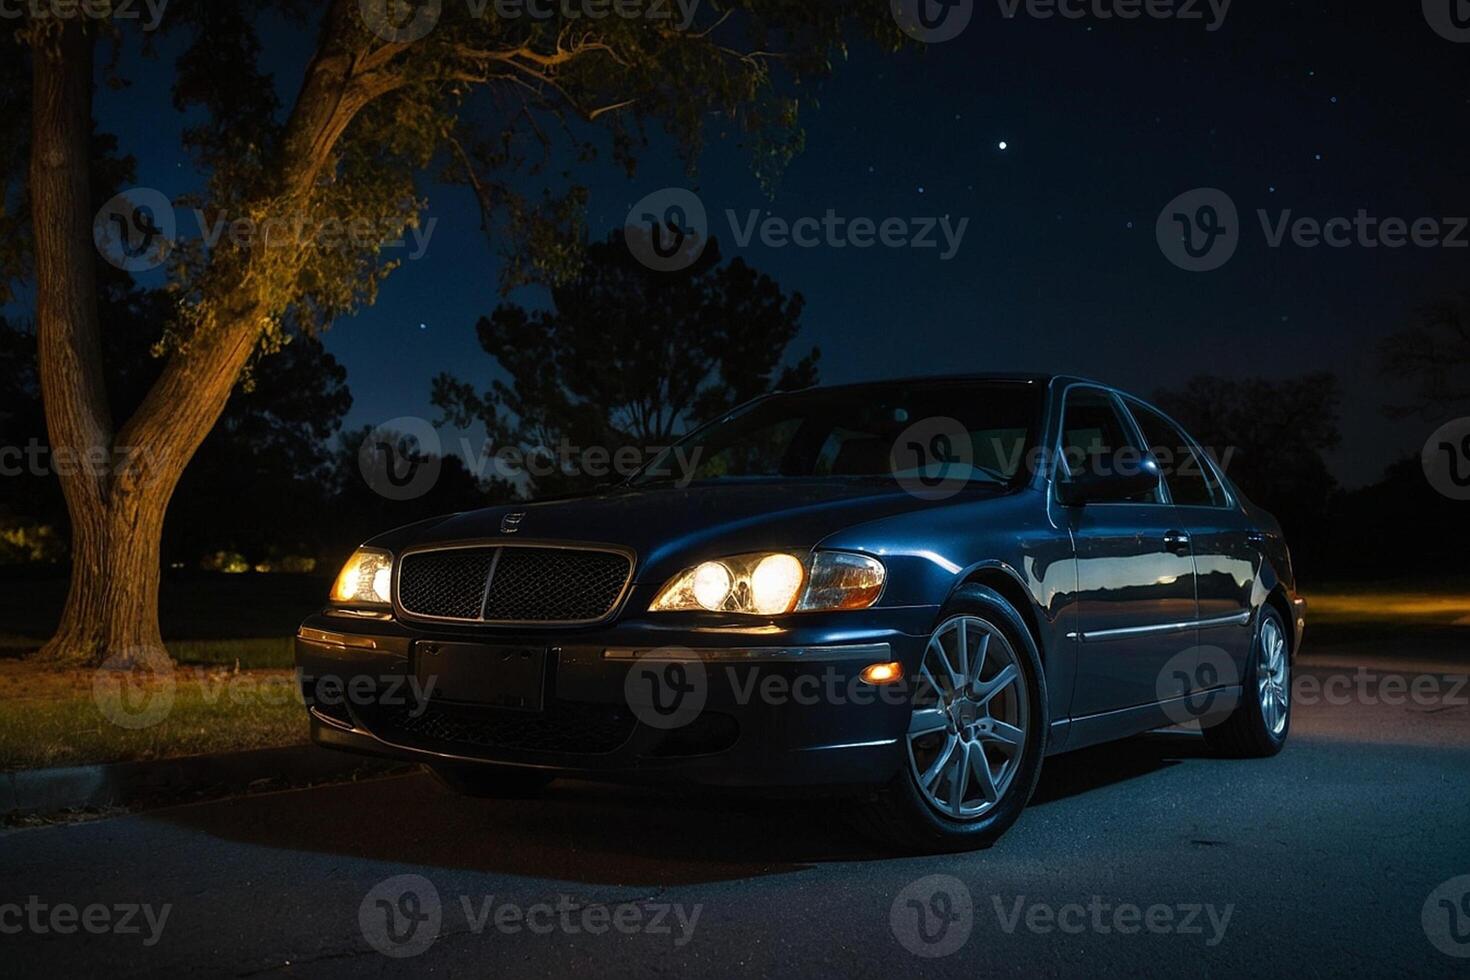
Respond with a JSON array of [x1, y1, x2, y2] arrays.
[[1264, 586, 1296, 660], [949, 562, 1048, 664]]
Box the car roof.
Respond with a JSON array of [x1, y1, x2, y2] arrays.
[[794, 372, 1112, 393]]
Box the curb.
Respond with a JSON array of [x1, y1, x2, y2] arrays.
[[1, 745, 408, 815]]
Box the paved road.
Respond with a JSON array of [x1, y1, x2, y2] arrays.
[[5, 634, 1468, 978]]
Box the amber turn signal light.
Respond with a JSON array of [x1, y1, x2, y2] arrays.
[[859, 661, 904, 685]]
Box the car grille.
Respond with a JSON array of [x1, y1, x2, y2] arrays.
[[371, 700, 637, 755], [396, 546, 632, 624]]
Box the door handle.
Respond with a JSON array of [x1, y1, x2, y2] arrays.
[[1163, 530, 1192, 556]]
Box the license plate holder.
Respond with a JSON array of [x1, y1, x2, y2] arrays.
[[415, 642, 546, 711]]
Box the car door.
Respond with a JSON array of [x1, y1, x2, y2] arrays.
[[1125, 399, 1256, 683], [1058, 386, 1199, 717]]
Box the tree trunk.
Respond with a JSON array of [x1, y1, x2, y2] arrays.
[[41, 487, 172, 671], [30, 1, 382, 669], [28, 21, 172, 669]]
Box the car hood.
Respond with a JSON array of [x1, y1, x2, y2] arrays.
[[373, 481, 996, 583]]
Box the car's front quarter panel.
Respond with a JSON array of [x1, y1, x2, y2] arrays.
[[814, 487, 1079, 739]]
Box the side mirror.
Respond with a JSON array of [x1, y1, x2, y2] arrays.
[[1057, 454, 1163, 507]]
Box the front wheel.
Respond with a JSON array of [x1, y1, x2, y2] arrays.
[[851, 585, 1048, 852]]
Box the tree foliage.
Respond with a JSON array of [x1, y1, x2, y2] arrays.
[[1152, 372, 1341, 571], [433, 231, 818, 495], [1378, 291, 1470, 418], [10, 0, 899, 666]]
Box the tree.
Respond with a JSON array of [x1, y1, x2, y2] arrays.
[[433, 232, 817, 496], [1378, 291, 1470, 418], [1152, 373, 1341, 572], [14, 2, 902, 668], [0, 304, 354, 569]]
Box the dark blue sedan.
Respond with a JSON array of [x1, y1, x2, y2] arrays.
[[297, 374, 1305, 851]]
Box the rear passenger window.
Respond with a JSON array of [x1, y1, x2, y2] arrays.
[[1128, 402, 1225, 508], [1060, 388, 1161, 503]]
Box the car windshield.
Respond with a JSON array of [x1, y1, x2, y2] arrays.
[[631, 380, 1045, 489]]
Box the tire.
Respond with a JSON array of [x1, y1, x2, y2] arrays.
[[428, 763, 555, 798], [1202, 605, 1291, 758], [851, 584, 1048, 853]]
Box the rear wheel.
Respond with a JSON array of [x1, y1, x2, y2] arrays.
[[428, 763, 555, 798], [1202, 605, 1291, 757], [852, 585, 1047, 852]]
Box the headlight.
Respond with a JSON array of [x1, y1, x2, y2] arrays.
[[649, 551, 885, 615], [330, 548, 394, 606]]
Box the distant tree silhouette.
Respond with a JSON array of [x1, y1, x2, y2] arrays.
[[433, 232, 819, 496], [1152, 373, 1341, 575], [1379, 291, 1470, 418]]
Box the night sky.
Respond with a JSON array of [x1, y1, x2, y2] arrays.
[[67, 2, 1470, 485]]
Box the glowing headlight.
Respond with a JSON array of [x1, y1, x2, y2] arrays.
[[650, 551, 884, 615], [692, 561, 734, 610], [330, 548, 394, 606], [750, 553, 805, 614]]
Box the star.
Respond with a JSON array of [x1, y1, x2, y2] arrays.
[[998, 140, 1008, 150]]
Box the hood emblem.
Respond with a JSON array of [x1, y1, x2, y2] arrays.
[[500, 511, 525, 534]]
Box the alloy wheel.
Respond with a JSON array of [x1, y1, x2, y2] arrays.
[[1258, 616, 1290, 737], [906, 615, 1029, 820]]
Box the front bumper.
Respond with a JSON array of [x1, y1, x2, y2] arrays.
[[294, 606, 937, 790]]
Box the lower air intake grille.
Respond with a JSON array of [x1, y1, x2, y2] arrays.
[[371, 701, 637, 755]]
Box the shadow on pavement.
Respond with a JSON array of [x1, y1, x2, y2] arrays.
[[147, 732, 1212, 887]]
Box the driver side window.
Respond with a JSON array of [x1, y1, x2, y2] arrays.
[[1059, 388, 1162, 504]]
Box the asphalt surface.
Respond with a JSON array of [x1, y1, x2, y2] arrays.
[[5, 629, 1468, 978]]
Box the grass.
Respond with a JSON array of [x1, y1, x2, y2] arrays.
[[0, 661, 308, 771], [0, 571, 324, 771], [1302, 587, 1470, 626]]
